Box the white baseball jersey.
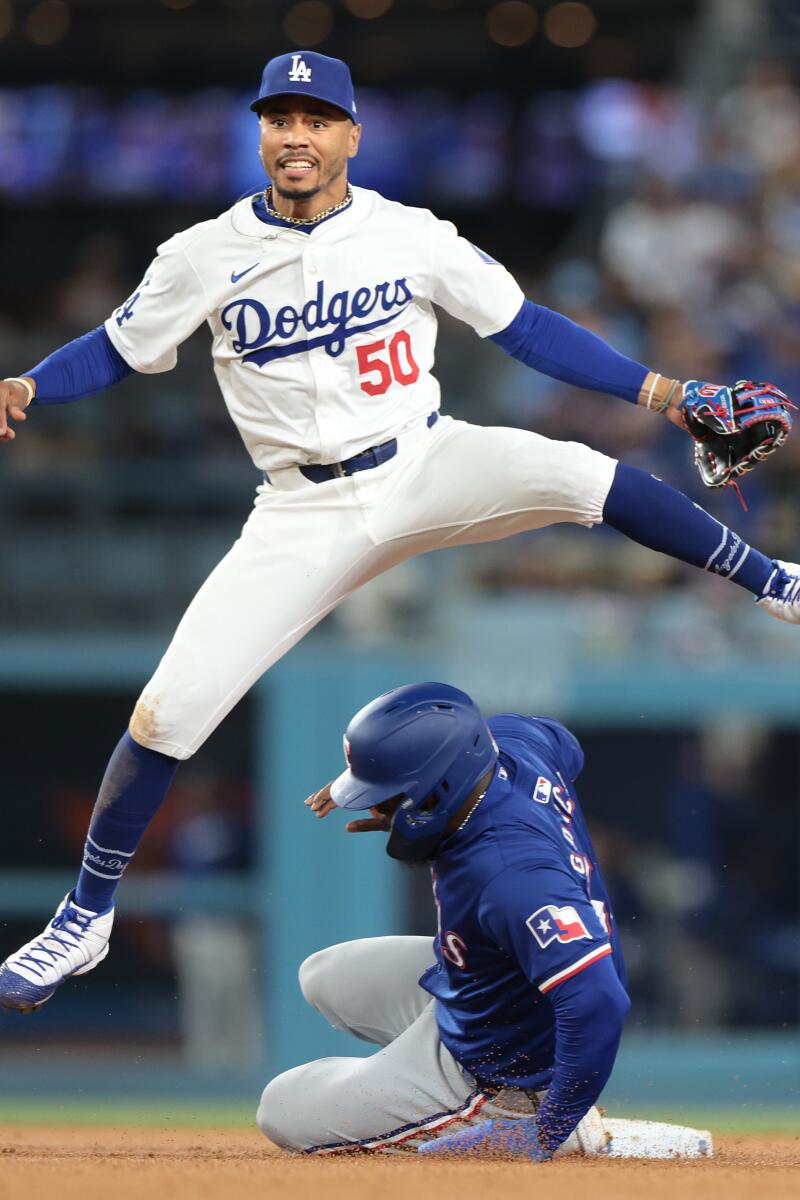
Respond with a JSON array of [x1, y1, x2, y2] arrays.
[[104, 186, 525, 471]]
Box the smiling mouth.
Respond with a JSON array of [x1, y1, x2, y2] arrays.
[[279, 158, 317, 176]]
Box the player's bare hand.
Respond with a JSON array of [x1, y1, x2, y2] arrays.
[[664, 403, 688, 432], [305, 785, 397, 831], [305, 781, 337, 819], [0, 378, 33, 443], [345, 806, 393, 835]]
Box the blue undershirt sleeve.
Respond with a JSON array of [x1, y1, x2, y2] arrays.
[[489, 298, 648, 404], [535, 953, 630, 1152], [26, 326, 134, 405]]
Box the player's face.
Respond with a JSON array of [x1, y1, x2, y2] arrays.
[[258, 97, 361, 205]]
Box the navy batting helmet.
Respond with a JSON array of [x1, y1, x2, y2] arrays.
[[330, 682, 498, 862]]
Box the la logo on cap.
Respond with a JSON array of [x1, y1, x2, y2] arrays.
[[288, 54, 312, 82]]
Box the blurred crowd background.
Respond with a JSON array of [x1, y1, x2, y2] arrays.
[[0, 0, 798, 1081]]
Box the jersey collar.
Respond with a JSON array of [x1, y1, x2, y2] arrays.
[[230, 185, 365, 240], [251, 189, 353, 234]]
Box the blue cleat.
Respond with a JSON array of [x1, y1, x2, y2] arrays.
[[0, 893, 114, 1013]]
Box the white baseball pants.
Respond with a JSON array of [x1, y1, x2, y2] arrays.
[[130, 416, 616, 757]]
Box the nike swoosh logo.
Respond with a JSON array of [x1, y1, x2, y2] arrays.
[[231, 262, 260, 283]]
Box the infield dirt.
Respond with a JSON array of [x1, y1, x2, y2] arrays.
[[0, 1127, 798, 1200]]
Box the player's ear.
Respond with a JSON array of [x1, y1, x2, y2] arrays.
[[348, 123, 362, 159]]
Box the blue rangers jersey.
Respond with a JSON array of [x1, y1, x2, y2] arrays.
[[420, 713, 626, 1089]]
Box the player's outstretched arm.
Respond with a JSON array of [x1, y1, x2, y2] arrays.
[[492, 302, 790, 424], [31, 327, 133, 405], [491, 299, 686, 418], [0, 378, 34, 443], [492, 302, 794, 487], [420, 956, 629, 1160], [428, 219, 792, 481], [428, 220, 682, 417], [1, 326, 134, 447]]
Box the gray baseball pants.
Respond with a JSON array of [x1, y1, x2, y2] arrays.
[[256, 935, 492, 1153], [256, 937, 712, 1160]]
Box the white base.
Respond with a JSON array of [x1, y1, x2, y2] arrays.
[[603, 1118, 713, 1159]]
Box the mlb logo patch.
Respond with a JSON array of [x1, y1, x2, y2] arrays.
[[532, 775, 551, 804], [591, 898, 611, 936], [526, 904, 592, 949]]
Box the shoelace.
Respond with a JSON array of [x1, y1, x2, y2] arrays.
[[781, 575, 800, 605], [52, 906, 93, 934], [764, 566, 800, 603], [11, 908, 95, 979]]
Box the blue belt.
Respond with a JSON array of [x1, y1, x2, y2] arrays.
[[267, 411, 439, 485]]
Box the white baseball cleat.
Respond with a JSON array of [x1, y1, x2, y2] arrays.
[[757, 560, 800, 623], [0, 893, 114, 1014]]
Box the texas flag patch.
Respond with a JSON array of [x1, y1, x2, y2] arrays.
[[526, 904, 592, 949]]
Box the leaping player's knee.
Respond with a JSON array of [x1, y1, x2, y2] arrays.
[[128, 692, 194, 760]]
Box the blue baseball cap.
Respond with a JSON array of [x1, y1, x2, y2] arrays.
[[250, 51, 358, 122]]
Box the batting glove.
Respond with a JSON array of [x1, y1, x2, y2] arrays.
[[418, 1116, 552, 1161]]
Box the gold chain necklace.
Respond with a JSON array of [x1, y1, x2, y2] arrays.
[[457, 787, 488, 832], [263, 183, 353, 227]]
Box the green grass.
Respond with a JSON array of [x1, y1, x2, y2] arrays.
[[0, 1100, 256, 1129], [608, 1107, 799, 1133], [0, 1100, 795, 1134]]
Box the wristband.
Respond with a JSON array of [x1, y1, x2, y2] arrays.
[[642, 373, 680, 414], [661, 378, 681, 412], [3, 377, 35, 407]]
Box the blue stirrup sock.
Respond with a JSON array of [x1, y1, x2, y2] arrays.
[[603, 463, 774, 595], [73, 731, 179, 913]]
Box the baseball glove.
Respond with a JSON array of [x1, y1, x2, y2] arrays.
[[682, 379, 794, 489]]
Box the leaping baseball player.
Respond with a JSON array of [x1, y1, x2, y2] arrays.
[[259, 681, 711, 1160], [0, 52, 798, 1012]]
